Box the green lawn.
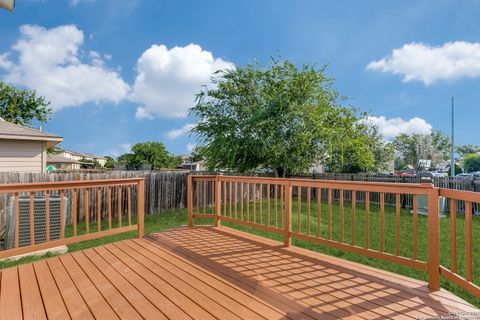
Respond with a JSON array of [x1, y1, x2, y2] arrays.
[[1, 197, 480, 308]]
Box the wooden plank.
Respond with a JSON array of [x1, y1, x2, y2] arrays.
[[450, 199, 456, 272], [466, 201, 473, 282], [123, 240, 265, 320], [240, 182, 244, 220], [234, 182, 238, 219], [267, 184, 271, 226], [108, 187, 112, 229], [0, 267, 23, 319], [70, 251, 142, 320], [203, 180, 207, 215], [18, 264, 47, 320], [253, 183, 256, 222], [131, 238, 286, 320], [340, 189, 344, 242], [230, 181, 233, 219], [328, 188, 332, 240], [224, 181, 227, 217], [97, 188, 102, 232], [33, 260, 70, 320], [352, 190, 356, 246], [259, 184, 263, 224], [46, 257, 94, 320], [365, 192, 370, 249], [246, 183, 249, 221], [59, 254, 120, 320], [100, 243, 215, 320], [118, 186, 122, 228], [81, 248, 167, 319], [427, 187, 440, 290], [297, 186, 301, 233], [187, 175, 193, 227], [60, 190, 65, 239], [221, 216, 284, 234], [93, 246, 191, 320], [317, 187, 321, 238], [85, 189, 89, 234], [110, 242, 239, 320], [127, 185, 132, 226], [274, 184, 278, 227], [307, 187, 311, 236], [73, 189, 77, 236]]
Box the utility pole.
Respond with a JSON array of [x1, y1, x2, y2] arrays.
[[451, 97, 455, 177]]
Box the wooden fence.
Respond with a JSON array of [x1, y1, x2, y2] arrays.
[[0, 171, 188, 232], [189, 175, 480, 299]]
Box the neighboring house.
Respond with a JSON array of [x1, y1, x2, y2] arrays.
[[181, 160, 206, 171], [46, 154, 81, 170], [308, 162, 325, 174], [0, 118, 63, 173], [59, 149, 107, 167]]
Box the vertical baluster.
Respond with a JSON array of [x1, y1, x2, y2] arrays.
[[267, 184, 271, 226], [203, 180, 207, 215], [234, 182, 237, 219], [253, 183, 256, 223], [328, 189, 332, 240], [351, 191, 356, 245], [340, 190, 344, 242], [45, 191, 50, 241], [298, 186, 301, 233], [85, 189, 89, 234], [211, 180, 215, 213], [73, 189, 77, 236], [246, 183, 249, 220], [108, 187, 112, 229], [128, 185, 132, 226], [224, 181, 228, 218], [196, 180, 199, 215], [307, 187, 311, 236], [466, 201, 473, 282], [259, 184, 263, 225], [380, 192, 385, 252], [229, 181, 233, 218], [317, 187, 321, 238], [450, 198, 456, 272], [14, 193, 19, 248], [395, 193, 400, 256], [118, 186, 122, 227], [365, 192, 370, 249], [60, 190, 65, 239], [275, 185, 278, 228], [97, 188, 102, 232], [413, 194, 418, 260], [240, 182, 244, 220], [30, 192, 35, 245]]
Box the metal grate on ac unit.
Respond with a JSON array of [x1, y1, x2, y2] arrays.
[[5, 195, 68, 250]]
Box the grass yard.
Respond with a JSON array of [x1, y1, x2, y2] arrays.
[[1, 197, 480, 308]]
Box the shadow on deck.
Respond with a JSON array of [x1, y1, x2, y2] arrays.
[[0, 226, 477, 319]]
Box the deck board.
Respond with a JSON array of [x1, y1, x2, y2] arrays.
[[0, 226, 478, 319]]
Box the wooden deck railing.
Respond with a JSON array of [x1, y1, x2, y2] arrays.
[[188, 174, 480, 298], [0, 178, 144, 259]]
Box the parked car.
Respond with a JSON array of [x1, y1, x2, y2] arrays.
[[471, 171, 480, 177], [416, 171, 447, 178], [456, 173, 472, 177]]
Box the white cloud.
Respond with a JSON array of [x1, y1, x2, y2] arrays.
[[368, 116, 432, 140], [186, 143, 195, 152], [69, 0, 95, 6], [130, 43, 233, 119], [166, 123, 195, 139], [366, 41, 480, 85], [105, 143, 132, 158], [0, 24, 130, 111]]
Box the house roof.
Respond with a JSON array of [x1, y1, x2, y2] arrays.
[[47, 154, 80, 164], [0, 118, 63, 147]]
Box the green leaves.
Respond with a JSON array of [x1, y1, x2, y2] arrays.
[[190, 57, 389, 175], [118, 142, 180, 170], [0, 82, 51, 126]]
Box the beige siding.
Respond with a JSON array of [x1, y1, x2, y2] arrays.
[[0, 139, 45, 173]]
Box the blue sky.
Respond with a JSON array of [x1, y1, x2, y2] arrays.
[[1, 0, 479, 157]]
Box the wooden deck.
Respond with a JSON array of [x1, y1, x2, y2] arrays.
[[0, 227, 478, 320]]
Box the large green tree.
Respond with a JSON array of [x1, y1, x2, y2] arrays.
[[462, 154, 480, 173], [455, 144, 480, 157], [0, 82, 51, 126], [190, 57, 389, 176], [118, 141, 181, 170], [392, 131, 450, 170]]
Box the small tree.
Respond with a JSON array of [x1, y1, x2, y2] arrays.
[[0, 82, 51, 126], [104, 156, 115, 168], [118, 141, 180, 170], [462, 154, 480, 173]]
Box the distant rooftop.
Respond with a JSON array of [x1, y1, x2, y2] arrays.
[[0, 117, 63, 147]]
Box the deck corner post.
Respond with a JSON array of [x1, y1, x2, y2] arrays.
[[427, 184, 440, 291], [215, 175, 222, 227], [187, 174, 193, 227], [284, 180, 292, 247], [137, 178, 145, 238]]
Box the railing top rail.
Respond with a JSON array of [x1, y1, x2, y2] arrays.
[[191, 174, 433, 194], [0, 177, 145, 193], [439, 188, 480, 203]]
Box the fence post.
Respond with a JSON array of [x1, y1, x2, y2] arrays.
[[215, 176, 222, 227], [187, 175, 193, 227], [284, 180, 292, 247], [137, 179, 145, 238], [426, 183, 440, 291]]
